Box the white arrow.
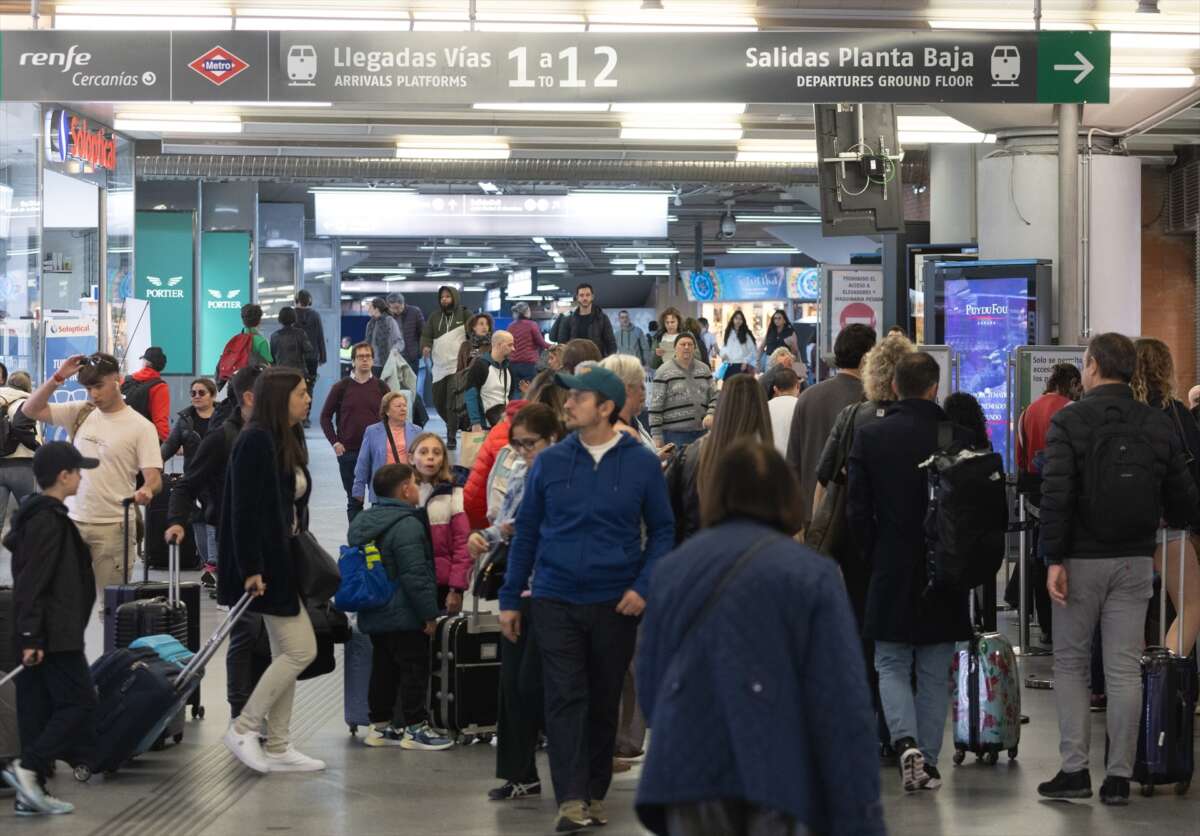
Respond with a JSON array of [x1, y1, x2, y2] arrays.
[[1053, 51, 1095, 84]]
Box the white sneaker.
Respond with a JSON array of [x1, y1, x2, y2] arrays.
[[223, 725, 270, 773], [2, 760, 54, 813], [264, 747, 326, 772]]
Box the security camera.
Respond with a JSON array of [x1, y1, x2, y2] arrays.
[[718, 210, 736, 240], [636, 258, 646, 275]]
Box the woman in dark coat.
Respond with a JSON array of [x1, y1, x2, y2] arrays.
[[162, 377, 219, 573], [219, 368, 322, 775], [637, 440, 885, 836]]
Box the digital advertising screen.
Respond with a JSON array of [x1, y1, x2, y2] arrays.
[[943, 277, 1033, 467]]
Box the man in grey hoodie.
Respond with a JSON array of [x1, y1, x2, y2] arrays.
[[615, 310, 651, 367]]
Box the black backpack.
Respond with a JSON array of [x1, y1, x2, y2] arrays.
[[1082, 406, 1161, 541], [121, 374, 164, 424], [922, 423, 1009, 595]]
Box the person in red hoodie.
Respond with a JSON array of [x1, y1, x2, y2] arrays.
[[122, 347, 171, 442]]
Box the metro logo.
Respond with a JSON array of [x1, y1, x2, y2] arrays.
[[188, 47, 249, 86]]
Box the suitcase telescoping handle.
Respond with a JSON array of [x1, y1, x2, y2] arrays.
[[1158, 528, 1188, 657], [0, 665, 24, 688], [176, 592, 253, 688], [122, 497, 135, 585], [168, 542, 180, 607]]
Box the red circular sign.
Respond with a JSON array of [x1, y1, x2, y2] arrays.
[[839, 302, 877, 331]]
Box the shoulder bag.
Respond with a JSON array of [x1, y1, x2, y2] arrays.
[[473, 541, 509, 601], [292, 530, 341, 602], [805, 402, 863, 555]]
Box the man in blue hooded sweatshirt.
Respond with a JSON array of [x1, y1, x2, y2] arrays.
[[499, 366, 674, 833]]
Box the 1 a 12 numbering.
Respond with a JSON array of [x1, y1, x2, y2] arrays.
[[507, 46, 618, 88]]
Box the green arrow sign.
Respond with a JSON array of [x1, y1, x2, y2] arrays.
[[1037, 30, 1110, 103]]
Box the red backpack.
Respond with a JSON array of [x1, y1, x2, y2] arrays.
[[216, 332, 255, 384]]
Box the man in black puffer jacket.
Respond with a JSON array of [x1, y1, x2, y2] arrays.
[[1037, 332, 1200, 806]]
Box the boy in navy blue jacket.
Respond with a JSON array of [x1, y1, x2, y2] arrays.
[[3, 442, 99, 817], [499, 367, 674, 832]]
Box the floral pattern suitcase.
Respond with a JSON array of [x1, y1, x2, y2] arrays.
[[951, 631, 1021, 765]]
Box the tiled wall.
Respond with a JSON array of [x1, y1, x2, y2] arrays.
[[1141, 166, 1197, 396]]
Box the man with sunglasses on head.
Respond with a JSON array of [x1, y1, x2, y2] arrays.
[[21, 353, 163, 615]]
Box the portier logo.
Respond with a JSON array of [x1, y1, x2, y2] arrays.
[[189, 47, 249, 86], [145, 275, 184, 299], [966, 303, 1009, 317], [207, 288, 242, 309]]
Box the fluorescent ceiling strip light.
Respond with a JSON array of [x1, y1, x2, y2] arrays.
[[236, 6, 409, 18], [479, 181, 501, 193], [348, 267, 414, 274], [532, 237, 547, 244], [1111, 32, 1200, 50], [603, 246, 679, 254], [539, 269, 568, 274], [445, 256, 516, 264], [54, 13, 232, 29], [736, 151, 818, 163], [539, 243, 555, 251], [195, 101, 332, 108], [621, 126, 743, 141], [476, 22, 587, 32], [612, 103, 746, 114], [114, 117, 242, 133], [736, 214, 820, 224], [396, 145, 510, 160], [540, 284, 561, 290], [899, 130, 989, 144], [418, 245, 492, 251], [339, 245, 367, 250], [236, 17, 412, 31], [381, 275, 409, 282], [473, 265, 502, 273], [473, 102, 611, 112], [928, 20, 1092, 31], [726, 247, 801, 254], [572, 187, 675, 194], [613, 269, 671, 276], [610, 258, 673, 265], [426, 270, 451, 278], [463, 285, 490, 291], [1110, 73, 1196, 88]]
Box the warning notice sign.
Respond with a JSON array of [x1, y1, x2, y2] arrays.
[[826, 268, 885, 352]]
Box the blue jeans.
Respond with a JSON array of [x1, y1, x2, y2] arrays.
[[510, 361, 538, 389], [874, 641, 955, 767], [662, 429, 706, 450]]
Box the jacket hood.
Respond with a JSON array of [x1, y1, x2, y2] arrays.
[[504, 399, 528, 420], [439, 285, 462, 310], [4, 494, 66, 550], [347, 498, 423, 546]]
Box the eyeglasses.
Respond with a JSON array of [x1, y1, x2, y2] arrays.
[[509, 436, 546, 452], [190, 389, 210, 397]]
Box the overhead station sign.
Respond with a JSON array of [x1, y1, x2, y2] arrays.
[[0, 30, 1109, 104]]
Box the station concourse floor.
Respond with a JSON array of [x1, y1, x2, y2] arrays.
[[1, 421, 1198, 836]]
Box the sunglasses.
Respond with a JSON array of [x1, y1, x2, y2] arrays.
[[509, 436, 546, 452], [190, 389, 211, 397], [79, 353, 119, 373]]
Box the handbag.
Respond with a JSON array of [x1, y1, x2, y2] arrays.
[[291, 530, 341, 602], [473, 541, 509, 601], [805, 402, 863, 555]]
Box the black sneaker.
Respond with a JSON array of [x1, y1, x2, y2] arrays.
[[879, 742, 898, 765], [921, 764, 943, 790], [488, 781, 541, 801], [1100, 776, 1130, 806], [895, 738, 929, 792], [1038, 770, 1093, 799]]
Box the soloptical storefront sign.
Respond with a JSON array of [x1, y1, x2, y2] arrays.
[[42, 318, 98, 442], [0, 30, 1110, 105], [135, 211, 195, 375], [45, 109, 116, 171]]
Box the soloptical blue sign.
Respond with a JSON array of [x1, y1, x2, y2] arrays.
[[42, 318, 98, 442]]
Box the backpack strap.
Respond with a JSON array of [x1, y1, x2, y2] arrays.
[[70, 402, 97, 442]]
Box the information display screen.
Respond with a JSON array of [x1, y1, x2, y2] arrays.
[[943, 277, 1033, 465]]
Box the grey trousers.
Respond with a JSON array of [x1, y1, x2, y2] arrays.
[[1052, 557, 1153, 778]]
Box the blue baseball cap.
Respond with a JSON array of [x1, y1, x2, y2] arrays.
[[555, 367, 626, 412]]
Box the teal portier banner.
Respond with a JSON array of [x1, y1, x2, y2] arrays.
[[200, 231, 252, 378], [134, 211, 195, 374]]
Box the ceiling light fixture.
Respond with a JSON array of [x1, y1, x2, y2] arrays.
[[610, 258, 673, 265], [736, 214, 821, 224], [479, 181, 501, 194], [348, 267, 415, 275], [339, 245, 367, 250], [114, 115, 242, 133], [726, 247, 802, 254], [611, 103, 747, 115], [444, 256, 516, 265], [395, 138, 510, 160], [603, 246, 679, 254], [472, 102, 611, 112], [1110, 68, 1196, 88], [532, 237, 547, 244], [417, 245, 492, 251], [613, 269, 671, 276], [620, 124, 744, 141]]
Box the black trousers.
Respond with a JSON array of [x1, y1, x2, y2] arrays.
[[15, 651, 96, 779], [432, 378, 456, 445], [497, 599, 543, 784], [337, 450, 363, 524], [367, 631, 431, 729], [533, 598, 639, 806], [227, 610, 271, 718], [665, 800, 804, 836]]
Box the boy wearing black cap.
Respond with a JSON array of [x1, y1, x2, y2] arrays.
[[1, 442, 100, 816]]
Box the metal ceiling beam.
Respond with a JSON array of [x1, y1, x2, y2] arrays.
[[135, 154, 817, 185]]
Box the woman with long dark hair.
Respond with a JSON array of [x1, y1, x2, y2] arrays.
[[220, 369, 323, 775], [666, 374, 772, 543], [760, 309, 799, 362], [162, 376, 220, 583], [720, 309, 758, 378], [943, 392, 991, 451]]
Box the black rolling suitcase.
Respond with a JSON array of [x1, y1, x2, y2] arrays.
[[73, 593, 253, 782], [430, 592, 501, 739], [1134, 531, 1197, 797], [144, 473, 200, 570], [0, 587, 15, 674]]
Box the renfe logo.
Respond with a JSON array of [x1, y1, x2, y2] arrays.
[[189, 47, 249, 86], [19, 44, 92, 73]]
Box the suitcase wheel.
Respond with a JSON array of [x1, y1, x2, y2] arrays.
[[1175, 781, 1189, 796], [73, 765, 92, 783], [1142, 782, 1155, 798], [980, 751, 999, 766], [192, 705, 205, 720], [952, 750, 966, 766], [1007, 747, 1018, 760], [173, 733, 183, 745], [349, 725, 358, 735]]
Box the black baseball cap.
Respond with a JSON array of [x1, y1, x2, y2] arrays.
[[141, 347, 167, 371], [33, 441, 99, 487], [555, 367, 626, 412]]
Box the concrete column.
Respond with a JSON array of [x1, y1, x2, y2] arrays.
[[977, 134, 1141, 343], [929, 144, 978, 244]]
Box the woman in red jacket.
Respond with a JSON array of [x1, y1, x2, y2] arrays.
[[463, 400, 527, 530], [507, 302, 549, 388]]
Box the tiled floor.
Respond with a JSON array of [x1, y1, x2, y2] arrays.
[[2, 424, 1198, 835]]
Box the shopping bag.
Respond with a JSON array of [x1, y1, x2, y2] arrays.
[[459, 430, 488, 470]]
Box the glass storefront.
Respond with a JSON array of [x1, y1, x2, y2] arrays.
[[0, 103, 42, 375]]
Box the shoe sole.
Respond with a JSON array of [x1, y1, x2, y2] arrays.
[[900, 749, 930, 792], [400, 740, 453, 751], [488, 787, 541, 801], [2, 769, 51, 813], [1100, 793, 1129, 806], [362, 738, 405, 748], [223, 735, 269, 774], [1038, 789, 1094, 799], [555, 819, 592, 833], [264, 763, 326, 773]]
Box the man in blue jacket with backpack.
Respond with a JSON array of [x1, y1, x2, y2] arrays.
[[499, 367, 674, 833]]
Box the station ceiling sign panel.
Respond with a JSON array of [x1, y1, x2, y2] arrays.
[[0, 30, 1109, 105]]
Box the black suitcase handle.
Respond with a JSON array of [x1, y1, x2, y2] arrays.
[[122, 497, 135, 585]]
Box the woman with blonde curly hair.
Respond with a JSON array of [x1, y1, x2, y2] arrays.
[[1132, 337, 1200, 657], [812, 332, 916, 760]]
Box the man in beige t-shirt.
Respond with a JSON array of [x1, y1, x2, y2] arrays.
[[21, 352, 162, 612]]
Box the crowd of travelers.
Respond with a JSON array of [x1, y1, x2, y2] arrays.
[[4, 280, 1200, 836]]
